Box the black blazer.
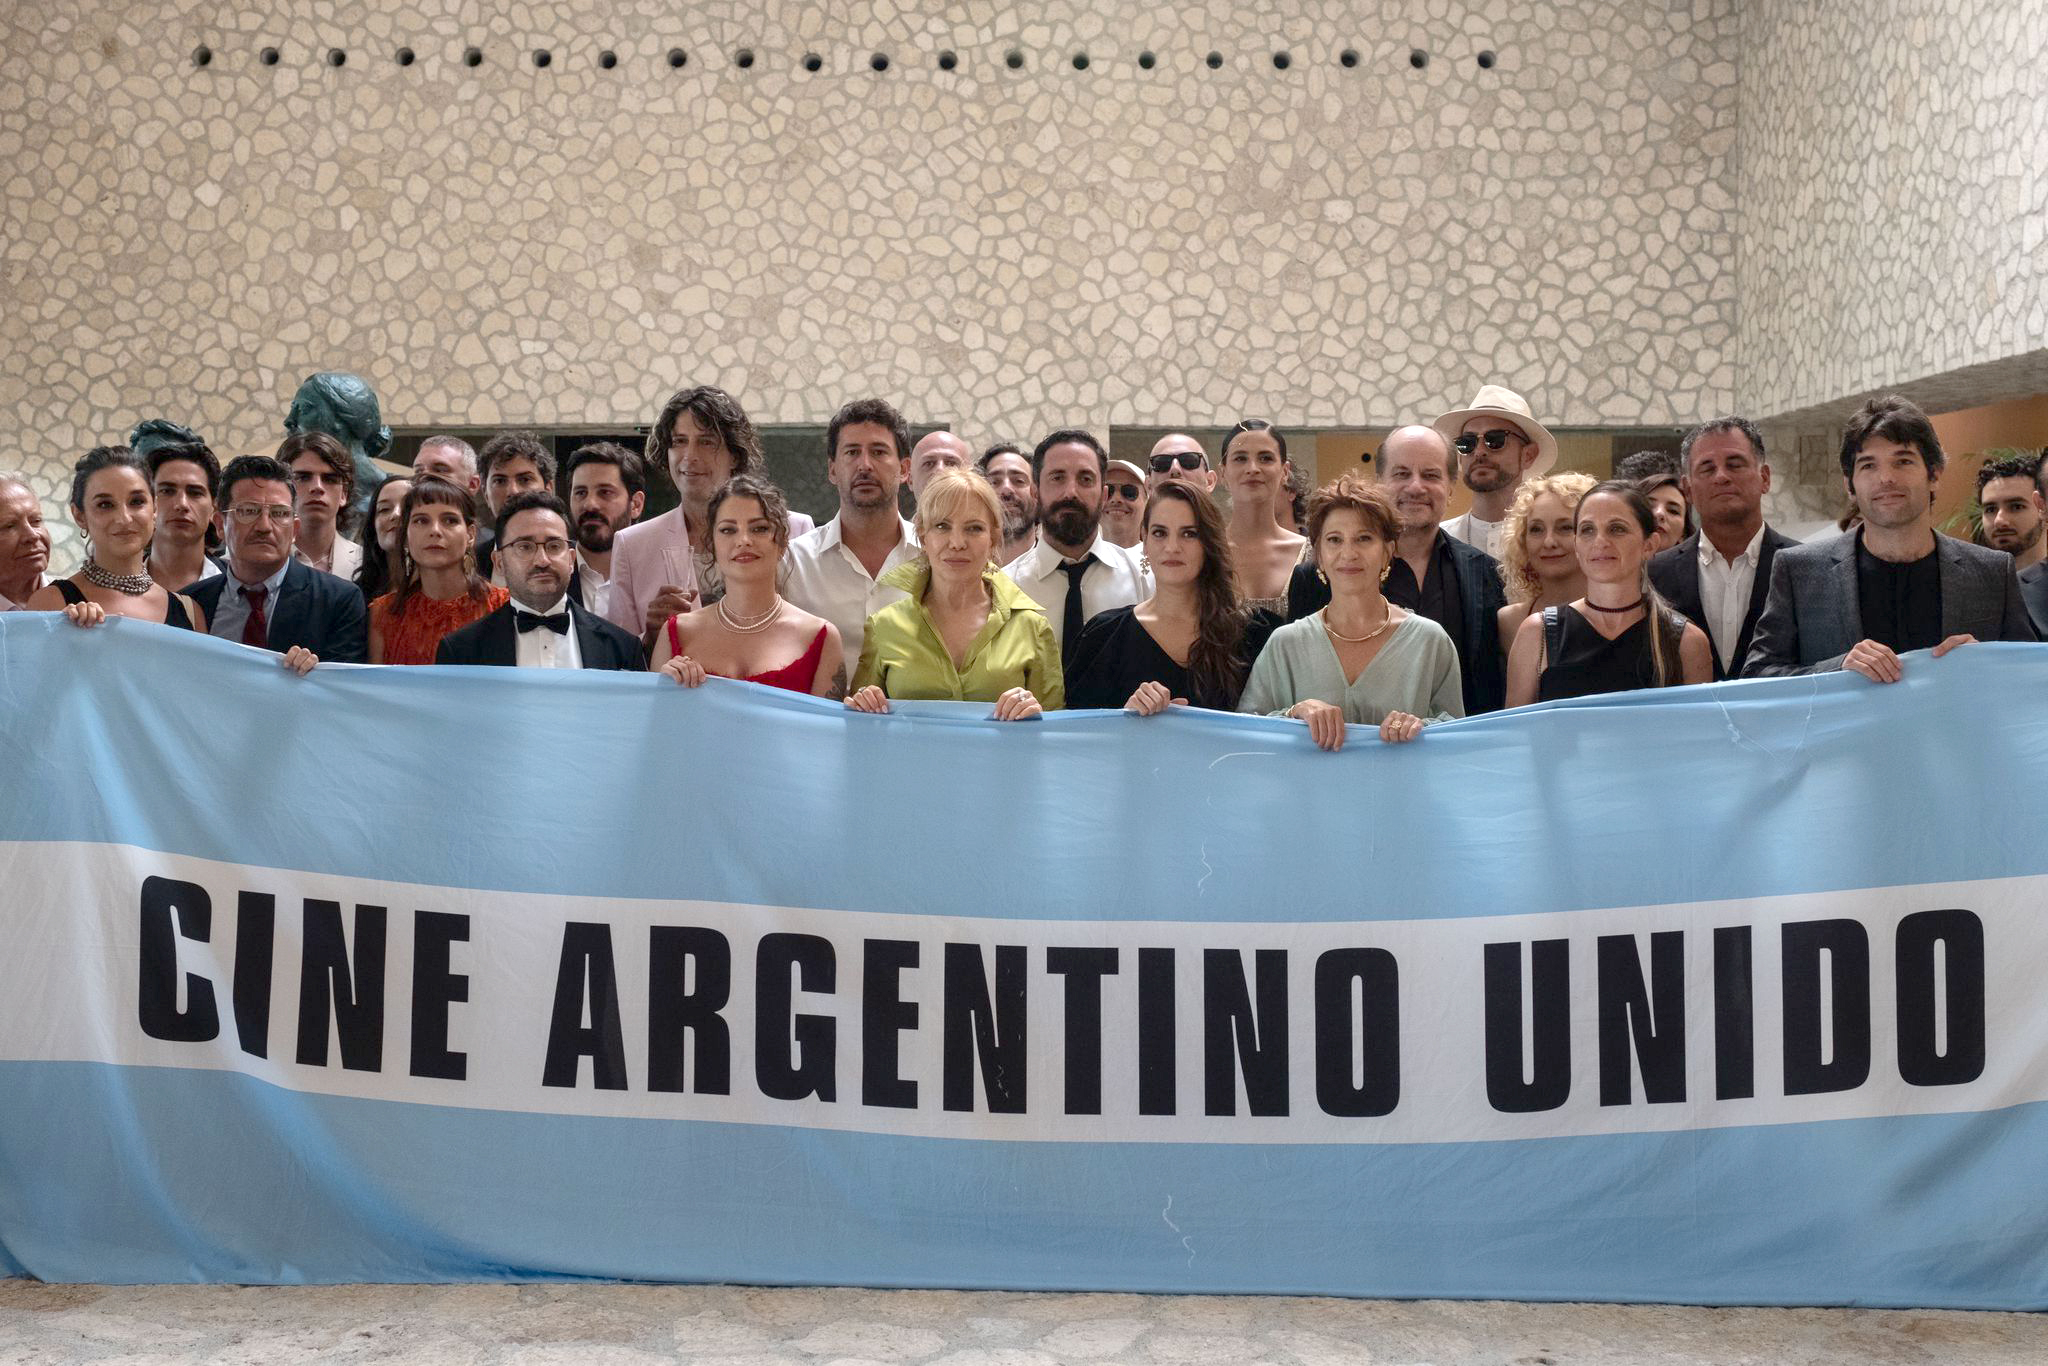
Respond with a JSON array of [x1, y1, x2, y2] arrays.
[[435, 599, 644, 670], [185, 559, 369, 663], [1648, 525, 1800, 680], [2020, 561, 2048, 639], [1286, 531, 1508, 714]]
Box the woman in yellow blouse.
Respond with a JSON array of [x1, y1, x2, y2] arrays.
[[846, 466, 1063, 718]]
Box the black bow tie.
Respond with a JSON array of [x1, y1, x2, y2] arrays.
[[516, 610, 571, 635]]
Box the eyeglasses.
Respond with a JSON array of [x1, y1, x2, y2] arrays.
[[1453, 429, 1528, 455], [1149, 451, 1206, 473], [1108, 483, 1142, 503], [502, 537, 574, 559], [226, 504, 295, 525]]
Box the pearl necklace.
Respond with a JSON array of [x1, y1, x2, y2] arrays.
[[716, 596, 782, 633], [82, 560, 153, 595], [1320, 607, 1393, 644]]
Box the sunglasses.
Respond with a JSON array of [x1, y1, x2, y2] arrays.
[[1108, 483, 1142, 503], [1149, 451, 1206, 473], [1453, 429, 1527, 455]]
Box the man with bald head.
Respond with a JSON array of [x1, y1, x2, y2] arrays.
[[1146, 433, 1215, 493], [908, 430, 972, 505], [1288, 425, 1507, 713]]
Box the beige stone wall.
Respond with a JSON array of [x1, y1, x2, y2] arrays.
[[1, 0, 1744, 567]]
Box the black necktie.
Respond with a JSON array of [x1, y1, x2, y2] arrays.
[[1056, 554, 1095, 646], [516, 610, 571, 635]]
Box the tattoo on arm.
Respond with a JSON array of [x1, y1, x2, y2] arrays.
[[822, 662, 848, 700]]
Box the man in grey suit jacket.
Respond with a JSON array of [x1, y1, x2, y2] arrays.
[[1746, 396, 2036, 681]]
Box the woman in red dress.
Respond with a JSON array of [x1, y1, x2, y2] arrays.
[[652, 475, 845, 696], [367, 477, 508, 665]]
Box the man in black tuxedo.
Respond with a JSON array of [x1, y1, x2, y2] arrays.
[[436, 491, 643, 670], [1647, 416, 1798, 679], [187, 455, 368, 662]]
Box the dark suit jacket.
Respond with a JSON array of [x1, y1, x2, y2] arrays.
[[1648, 525, 1800, 680], [1743, 530, 2037, 676], [2021, 561, 2048, 639], [1286, 530, 1508, 714], [186, 559, 369, 663], [435, 599, 644, 670]]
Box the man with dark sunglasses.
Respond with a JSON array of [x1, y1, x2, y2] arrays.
[[1146, 433, 1216, 493], [1100, 459, 1148, 548], [1432, 385, 1558, 562]]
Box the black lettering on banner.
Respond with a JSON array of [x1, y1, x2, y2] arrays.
[[1046, 946, 1118, 1115], [1596, 931, 1686, 1105], [137, 875, 218, 1043], [1313, 948, 1400, 1118], [294, 900, 387, 1072], [1781, 918, 1871, 1095], [755, 933, 836, 1102], [1712, 925, 1754, 1100], [943, 943, 1028, 1113], [409, 911, 470, 1082], [541, 921, 628, 1090], [232, 891, 275, 1058], [1895, 908, 1986, 1087], [647, 926, 732, 1095], [1138, 947, 1176, 1116], [1203, 948, 1289, 1116], [1483, 939, 1571, 1112], [861, 939, 919, 1109]]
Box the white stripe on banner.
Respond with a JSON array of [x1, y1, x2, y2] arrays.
[[3, 840, 2036, 1145]]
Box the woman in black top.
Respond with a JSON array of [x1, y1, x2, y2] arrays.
[[1065, 481, 1279, 712], [27, 446, 204, 632], [1504, 479, 1710, 705]]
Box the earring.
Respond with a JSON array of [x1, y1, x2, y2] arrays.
[[1316, 567, 1328, 585], [462, 548, 477, 577], [1380, 564, 1392, 584], [1140, 554, 1150, 572]]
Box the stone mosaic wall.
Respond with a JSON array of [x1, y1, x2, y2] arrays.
[[1736, 0, 2048, 425], [0, 0, 1743, 566]]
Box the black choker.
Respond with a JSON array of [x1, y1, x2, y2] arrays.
[[1583, 596, 1645, 613]]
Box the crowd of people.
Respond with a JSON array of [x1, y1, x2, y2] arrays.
[[2, 382, 2043, 749]]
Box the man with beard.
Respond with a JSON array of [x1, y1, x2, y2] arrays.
[[1976, 452, 2044, 572], [1434, 385, 1557, 562], [1002, 429, 1151, 650], [437, 491, 642, 669], [1100, 458, 1147, 549], [562, 442, 648, 617], [908, 430, 973, 504], [782, 398, 920, 660], [1747, 395, 2035, 679], [979, 442, 1038, 564]]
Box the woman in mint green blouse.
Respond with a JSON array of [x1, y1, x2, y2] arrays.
[[847, 467, 1063, 718], [1239, 474, 1463, 749]]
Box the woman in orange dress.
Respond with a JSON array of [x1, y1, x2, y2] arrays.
[[367, 476, 507, 665]]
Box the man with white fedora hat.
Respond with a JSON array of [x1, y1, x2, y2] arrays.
[[1433, 385, 1559, 562]]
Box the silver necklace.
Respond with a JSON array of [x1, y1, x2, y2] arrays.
[[717, 596, 782, 633], [82, 560, 153, 595], [1320, 607, 1393, 644]]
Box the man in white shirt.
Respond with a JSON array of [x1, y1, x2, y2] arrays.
[[1648, 416, 1797, 679], [1433, 385, 1557, 562], [0, 473, 50, 611], [144, 441, 224, 592], [435, 491, 643, 670], [979, 442, 1038, 566], [282, 431, 364, 581], [563, 442, 648, 617], [908, 430, 972, 503], [1100, 458, 1147, 548], [782, 399, 921, 661], [1001, 429, 1151, 649]]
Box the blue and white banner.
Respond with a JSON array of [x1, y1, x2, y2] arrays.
[[2, 613, 2046, 1306]]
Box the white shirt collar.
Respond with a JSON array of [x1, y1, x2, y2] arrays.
[[818, 512, 915, 554], [1697, 523, 1767, 569], [513, 595, 571, 618], [1024, 532, 1103, 577]]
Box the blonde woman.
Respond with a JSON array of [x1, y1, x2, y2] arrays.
[[1494, 471, 1597, 659]]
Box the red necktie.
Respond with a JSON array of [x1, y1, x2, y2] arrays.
[[242, 586, 269, 648]]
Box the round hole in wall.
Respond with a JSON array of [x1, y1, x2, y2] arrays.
[[259, 45, 280, 65], [532, 49, 551, 68], [802, 51, 822, 71], [327, 48, 346, 68], [735, 47, 754, 69], [869, 52, 889, 71], [1338, 48, 1359, 68], [1137, 50, 1156, 69], [192, 45, 212, 67], [396, 47, 415, 66], [1272, 50, 1291, 70], [937, 50, 957, 70], [1408, 48, 1428, 69], [1205, 50, 1223, 69], [1476, 49, 1496, 69], [1072, 52, 1090, 70], [463, 46, 483, 67], [1005, 49, 1023, 69], [598, 49, 617, 69], [666, 47, 687, 69]]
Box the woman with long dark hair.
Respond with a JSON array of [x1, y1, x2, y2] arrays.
[[352, 474, 410, 604], [27, 446, 204, 631], [1064, 482, 1279, 712], [367, 477, 506, 665], [1505, 479, 1712, 705], [1219, 418, 1309, 612]]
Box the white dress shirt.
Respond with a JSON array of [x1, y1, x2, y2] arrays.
[[512, 597, 583, 669], [574, 550, 610, 617], [1442, 510, 1505, 562], [1001, 533, 1153, 649], [780, 514, 920, 661], [1697, 524, 1767, 672]]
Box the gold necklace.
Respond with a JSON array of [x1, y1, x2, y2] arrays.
[[717, 596, 782, 633], [1320, 607, 1393, 644]]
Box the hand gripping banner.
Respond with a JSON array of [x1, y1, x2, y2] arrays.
[[2, 614, 2047, 1306]]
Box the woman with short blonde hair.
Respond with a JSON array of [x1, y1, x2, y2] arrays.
[[1495, 471, 1596, 658]]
